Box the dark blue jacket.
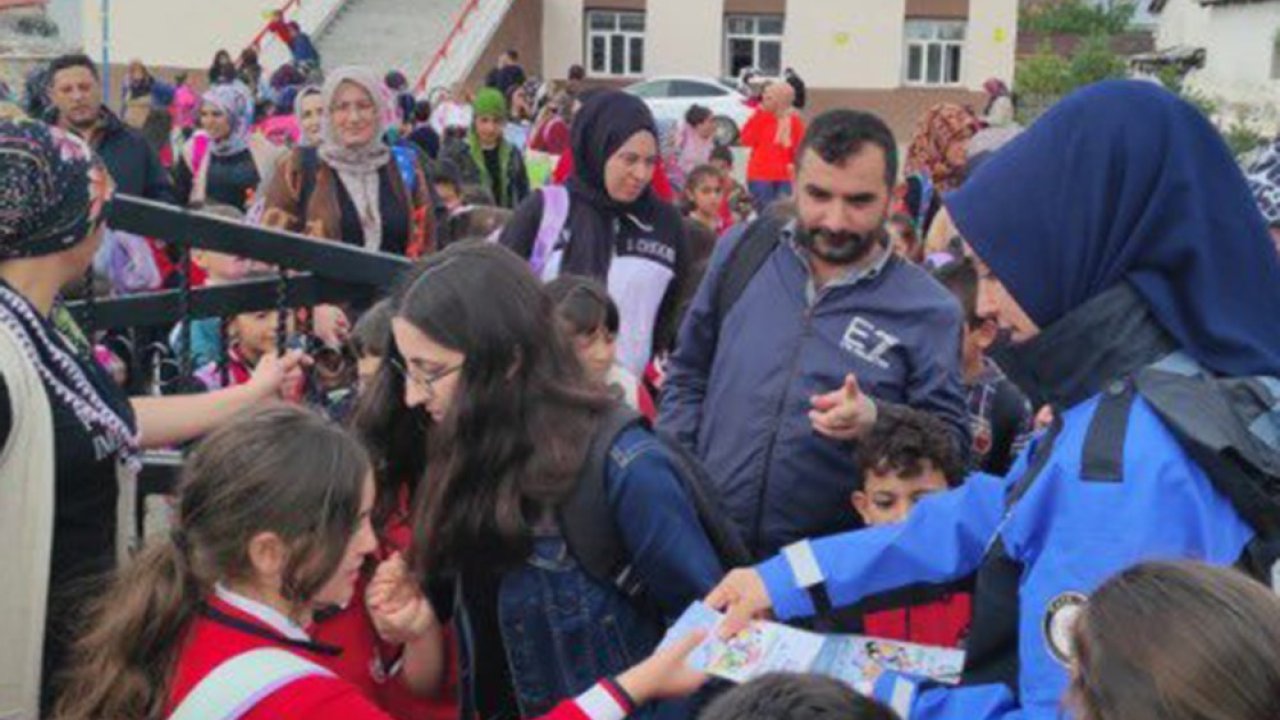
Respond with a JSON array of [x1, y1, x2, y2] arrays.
[[660, 221, 969, 559], [86, 108, 175, 204]]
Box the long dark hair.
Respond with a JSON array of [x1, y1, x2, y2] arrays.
[[54, 405, 370, 719], [1069, 561, 1280, 720], [393, 242, 609, 576]]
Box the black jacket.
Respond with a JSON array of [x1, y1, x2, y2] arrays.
[[73, 108, 176, 204]]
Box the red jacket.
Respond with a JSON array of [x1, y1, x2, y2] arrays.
[[166, 589, 392, 719], [740, 110, 805, 183]]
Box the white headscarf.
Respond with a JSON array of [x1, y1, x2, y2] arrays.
[[318, 67, 393, 250]]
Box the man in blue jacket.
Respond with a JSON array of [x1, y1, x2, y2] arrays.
[[659, 109, 969, 560], [705, 81, 1280, 719]]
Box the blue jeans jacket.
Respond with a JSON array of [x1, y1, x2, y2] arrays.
[[456, 427, 724, 718]]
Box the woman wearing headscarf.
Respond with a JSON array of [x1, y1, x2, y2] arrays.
[[905, 103, 981, 194], [295, 84, 325, 148], [499, 90, 690, 376], [207, 49, 238, 86], [981, 78, 1015, 128], [261, 67, 433, 257], [174, 82, 279, 210], [706, 80, 1280, 719], [0, 119, 307, 718]]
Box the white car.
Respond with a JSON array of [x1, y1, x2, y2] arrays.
[[625, 76, 755, 146]]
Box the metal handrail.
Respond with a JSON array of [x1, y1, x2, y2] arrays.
[[413, 0, 480, 94]]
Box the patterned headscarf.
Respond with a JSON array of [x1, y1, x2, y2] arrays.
[[0, 119, 114, 260], [0, 119, 137, 466], [1245, 137, 1280, 226], [201, 81, 254, 157], [905, 103, 982, 193]]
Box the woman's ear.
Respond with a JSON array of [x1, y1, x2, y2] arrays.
[[246, 530, 288, 591]]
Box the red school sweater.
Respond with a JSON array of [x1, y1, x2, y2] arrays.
[[165, 589, 393, 719]]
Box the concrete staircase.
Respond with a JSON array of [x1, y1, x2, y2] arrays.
[[314, 0, 467, 80]]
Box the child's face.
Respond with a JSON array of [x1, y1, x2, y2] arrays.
[[232, 309, 282, 362], [852, 463, 949, 525], [888, 220, 918, 261], [962, 317, 998, 370], [311, 473, 378, 608], [475, 115, 505, 148], [573, 326, 617, 384], [194, 250, 249, 284], [435, 182, 462, 212], [689, 177, 724, 219], [696, 117, 717, 140]]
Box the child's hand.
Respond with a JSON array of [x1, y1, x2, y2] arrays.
[[312, 304, 351, 348], [809, 373, 877, 441], [367, 553, 437, 645], [615, 630, 709, 704]]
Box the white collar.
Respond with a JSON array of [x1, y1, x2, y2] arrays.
[[214, 583, 312, 642]]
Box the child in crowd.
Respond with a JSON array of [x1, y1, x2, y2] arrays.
[[931, 254, 1034, 476], [683, 164, 727, 236], [169, 204, 251, 368], [700, 673, 899, 720], [820, 406, 971, 648], [440, 87, 530, 210], [888, 212, 923, 264], [1068, 561, 1280, 720], [192, 302, 284, 392], [350, 298, 393, 394], [710, 145, 754, 227], [429, 163, 465, 215], [438, 205, 512, 248], [54, 405, 438, 719], [545, 275, 656, 420], [671, 104, 717, 190]]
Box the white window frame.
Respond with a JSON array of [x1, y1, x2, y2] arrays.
[[585, 10, 646, 78], [903, 19, 967, 87], [723, 14, 785, 78]]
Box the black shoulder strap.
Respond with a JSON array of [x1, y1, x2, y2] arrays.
[[712, 215, 787, 324], [298, 146, 320, 230], [558, 405, 648, 597]]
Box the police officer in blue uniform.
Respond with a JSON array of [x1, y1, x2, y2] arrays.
[[705, 80, 1280, 719]]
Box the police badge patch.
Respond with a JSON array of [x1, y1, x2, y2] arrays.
[[1043, 592, 1088, 667]]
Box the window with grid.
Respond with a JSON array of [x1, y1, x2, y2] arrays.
[[586, 10, 646, 78], [724, 14, 784, 79], [904, 20, 966, 86]]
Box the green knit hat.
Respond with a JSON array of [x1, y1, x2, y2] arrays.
[[472, 88, 507, 119]]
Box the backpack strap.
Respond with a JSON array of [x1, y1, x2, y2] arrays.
[[167, 647, 333, 720], [297, 147, 320, 232], [712, 214, 788, 324], [558, 404, 648, 599], [530, 185, 570, 279]]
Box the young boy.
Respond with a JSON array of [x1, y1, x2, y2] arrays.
[[709, 144, 754, 227], [440, 87, 530, 210], [819, 406, 971, 648], [931, 254, 1035, 476]]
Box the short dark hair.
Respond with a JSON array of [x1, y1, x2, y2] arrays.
[[798, 109, 897, 189], [505, 49, 519, 62], [48, 53, 99, 83], [710, 144, 734, 166], [568, 64, 586, 81], [700, 673, 900, 720], [429, 161, 463, 191], [685, 103, 713, 127], [413, 98, 433, 124], [545, 275, 619, 337], [856, 406, 965, 489], [933, 255, 978, 323]]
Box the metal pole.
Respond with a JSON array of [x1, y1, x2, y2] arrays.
[[100, 0, 110, 98]]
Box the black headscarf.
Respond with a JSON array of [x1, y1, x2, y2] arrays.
[[567, 90, 659, 221]]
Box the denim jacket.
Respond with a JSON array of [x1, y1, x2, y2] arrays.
[[455, 426, 724, 719]]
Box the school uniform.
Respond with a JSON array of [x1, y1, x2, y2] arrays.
[[165, 585, 392, 719]]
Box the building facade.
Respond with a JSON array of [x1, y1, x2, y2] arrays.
[[534, 0, 1018, 138]]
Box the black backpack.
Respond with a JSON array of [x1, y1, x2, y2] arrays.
[[558, 404, 751, 601], [711, 214, 790, 325]]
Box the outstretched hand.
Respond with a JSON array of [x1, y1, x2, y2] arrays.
[[704, 568, 774, 639], [809, 373, 877, 441]]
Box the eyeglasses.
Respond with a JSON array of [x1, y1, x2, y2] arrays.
[[389, 357, 463, 398]]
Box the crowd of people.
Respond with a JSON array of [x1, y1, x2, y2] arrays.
[[2, 29, 1280, 720]]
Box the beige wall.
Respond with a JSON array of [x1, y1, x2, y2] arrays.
[[646, 0, 721, 78], [783, 0, 905, 89], [81, 0, 276, 69], [543, 0, 585, 79], [962, 0, 1016, 90]]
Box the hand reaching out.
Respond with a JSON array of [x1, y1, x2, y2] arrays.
[[809, 373, 877, 441]]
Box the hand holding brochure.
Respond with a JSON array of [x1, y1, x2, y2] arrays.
[[662, 602, 965, 694]]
